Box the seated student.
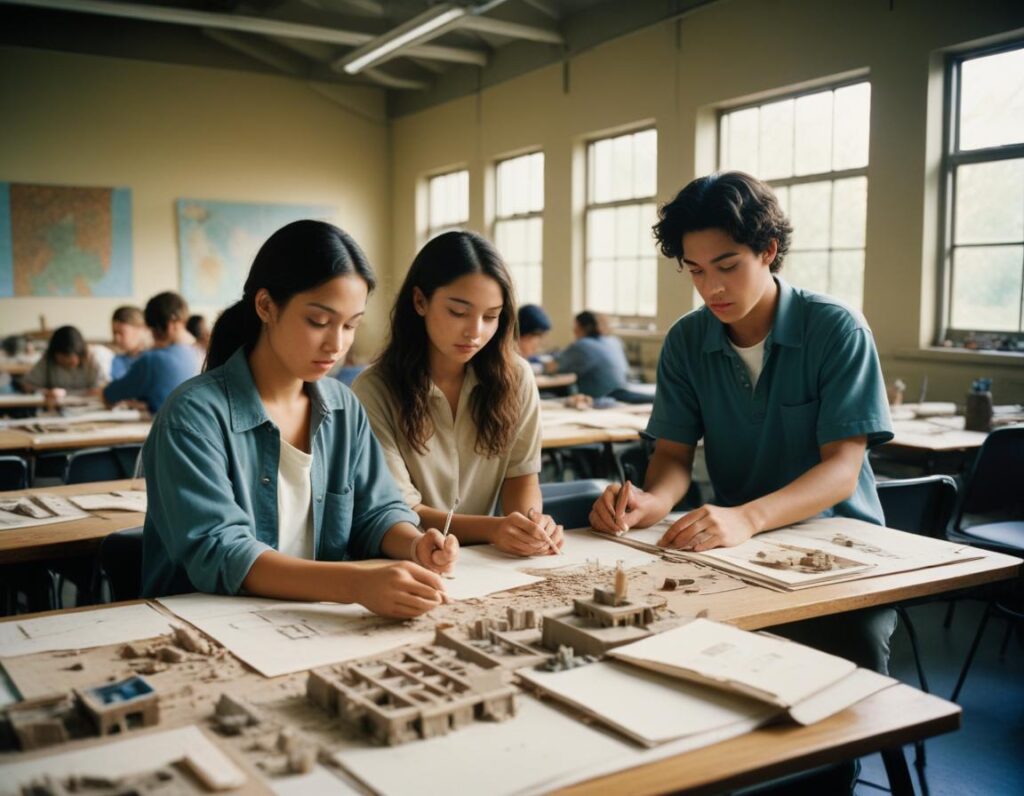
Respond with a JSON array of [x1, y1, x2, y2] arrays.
[[22, 325, 113, 400], [589, 171, 896, 675], [141, 220, 456, 617], [186, 314, 211, 354], [103, 292, 201, 413], [516, 304, 552, 367], [110, 305, 150, 380], [545, 311, 650, 403], [353, 231, 564, 557]]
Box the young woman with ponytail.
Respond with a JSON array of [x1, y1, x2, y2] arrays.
[[141, 220, 457, 618], [353, 231, 564, 557]]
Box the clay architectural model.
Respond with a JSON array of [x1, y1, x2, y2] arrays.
[[16, 764, 207, 796], [755, 547, 838, 573], [75, 675, 159, 737], [434, 607, 548, 670]]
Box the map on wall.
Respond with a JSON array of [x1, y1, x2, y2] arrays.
[[0, 182, 133, 298], [176, 199, 334, 306]]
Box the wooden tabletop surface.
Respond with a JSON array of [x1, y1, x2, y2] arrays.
[[0, 422, 151, 452]]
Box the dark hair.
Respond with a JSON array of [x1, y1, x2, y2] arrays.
[[377, 231, 520, 458], [185, 314, 206, 339], [653, 171, 792, 272], [144, 292, 189, 335], [45, 325, 87, 364], [518, 304, 551, 336], [206, 220, 376, 370], [575, 311, 609, 338], [111, 305, 144, 326]]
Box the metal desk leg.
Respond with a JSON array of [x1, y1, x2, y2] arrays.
[[881, 746, 916, 796]]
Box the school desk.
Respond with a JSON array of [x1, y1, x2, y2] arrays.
[[0, 421, 151, 453], [535, 372, 577, 391], [0, 394, 98, 412]]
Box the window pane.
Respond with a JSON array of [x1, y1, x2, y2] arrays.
[[529, 152, 544, 212], [587, 207, 615, 258], [959, 47, 1024, 150], [724, 107, 759, 174], [759, 99, 795, 180], [587, 258, 616, 313], [831, 176, 868, 249], [590, 138, 613, 203], [616, 259, 640, 317], [428, 170, 468, 231], [833, 82, 871, 170], [639, 260, 658, 317], [633, 129, 658, 198], [526, 216, 542, 264], [954, 159, 1024, 245], [774, 185, 790, 215], [794, 90, 833, 175], [950, 245, 1023, 331], [789, 181, 832, 250], [830, 250, 865, 310], [615, 205, 641, 257], [785, 251, 830, 294], [611, 134, 634, 202]]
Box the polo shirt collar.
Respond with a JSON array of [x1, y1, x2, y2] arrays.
[[700, 275, 804, 354]]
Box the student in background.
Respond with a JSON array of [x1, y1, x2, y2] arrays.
[[589, 172, 895, 679], [353, 231, 564, 557], [22, 325, 113, 400], [103, 292, 201, 413], [186, 314, 211, 354], [516, 304, 552, 367], [142, 220, 455, 617], [111, 305, 150, 380]]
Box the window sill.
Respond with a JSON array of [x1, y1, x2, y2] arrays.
[[891, 347, 1024, 367]]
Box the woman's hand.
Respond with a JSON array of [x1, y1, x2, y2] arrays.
[[657, 504, 758, 551], [490, 511, 563, 556], [412, 528, 459, 574], [349, 562, 448, 619]]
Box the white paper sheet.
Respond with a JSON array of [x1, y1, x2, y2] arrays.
[[68, 490, 148, 513], [787, 668, 897, 725], [0, 725, 247, 796], [271, 765, 364, 796], [0, 494, 89, 531], [517, 660, 775, 746], [0, 409, 144, 429], [29, 421, 151, 446], [441, 563, 544, 600], [455, 531, 660, 573], [609, 619, 857, 708], [0, 603, 178, 658]]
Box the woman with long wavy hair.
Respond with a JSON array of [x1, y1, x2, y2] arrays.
[[353, 231, 564, 556]]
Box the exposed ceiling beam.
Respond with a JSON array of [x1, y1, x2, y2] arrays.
[[521, 0, 559, 19], [202, 28, 307, 76], [334, 3, 468, 74], [363, 67, 428, 90], [457, 15, 562, 45]]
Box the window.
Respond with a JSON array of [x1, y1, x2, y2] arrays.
[[426, 169, 469, 240], [493, 152, 544, 305], [719, 81, 871, 310], [585, 128, 658, 318], [941, 43, 1024, 345]]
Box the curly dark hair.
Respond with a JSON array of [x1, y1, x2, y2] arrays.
[[652, 172, 792, 272]]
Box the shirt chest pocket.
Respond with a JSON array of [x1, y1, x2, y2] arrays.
[[319, 484, 355, 560], [780, 400, 821, 478]]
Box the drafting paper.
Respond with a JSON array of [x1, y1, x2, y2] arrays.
[[0, 725, 247, 796], [517, 660, 775, 746], [0, 603, 178, 658], [787, 668, 897, 725], [456, 531, 660, 572], [609, 619, 857, 708], [158, 594, 433, 678], [68, 490, 147, 513], [0, 494, 90, 531], [271, 764, 364, 796], [441, 563, 544, 601]]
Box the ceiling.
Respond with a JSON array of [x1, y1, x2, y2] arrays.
[[0, 0, 715, 117]]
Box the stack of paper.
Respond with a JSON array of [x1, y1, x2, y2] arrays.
[[68, 490, 147, 513], [0, 494, 89, 531]]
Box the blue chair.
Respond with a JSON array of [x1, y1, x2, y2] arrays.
[[99, 526, 144, 602], [63, 444, 142, 484], [540, 479, 610, 529], [0, 455, 29, 490]]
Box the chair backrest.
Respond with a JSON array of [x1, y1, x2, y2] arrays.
[[99, 526, 144, 602], [63, 447, 123, 485], [876, 475, 958, 538], [956, 425, 1024, 524], [539, 479, 610, 529], [0, 455, 29, 491]]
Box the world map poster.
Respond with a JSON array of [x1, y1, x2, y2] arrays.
[[0, 182, 133, 297], [176, 199, 334, 306]]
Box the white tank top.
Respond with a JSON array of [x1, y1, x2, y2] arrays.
[[277, 438, 314, 560]]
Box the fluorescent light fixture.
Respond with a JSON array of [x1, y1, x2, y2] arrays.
[[340, 4, 467, 75]]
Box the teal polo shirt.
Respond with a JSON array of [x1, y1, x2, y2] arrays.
[[647, 277, 893, 525]]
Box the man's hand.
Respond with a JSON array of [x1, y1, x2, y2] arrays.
[[658, 504, 758, 551]]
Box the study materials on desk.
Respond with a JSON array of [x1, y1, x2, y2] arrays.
[[68, 489, 147, 513], [456, 530, 661, 573], [0, 408, 144, 430], [0, 494, 88, 531], [0, 725, 248, 796], [0, 603, 178, 658], [27, 420, 152, 446]]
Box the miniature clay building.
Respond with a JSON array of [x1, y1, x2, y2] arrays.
[[16, 764, 208, 796], [75, 675, 159, 736], [433, 608, 548, 670], [5, 694, 77, 751], [307, 644, 517, 746]]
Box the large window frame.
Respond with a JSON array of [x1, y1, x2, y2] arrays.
[[717, 78, 871, 311], [425, 168, 469, 242], [938, 41, 1024, 348], [493, 151, 544, 306]]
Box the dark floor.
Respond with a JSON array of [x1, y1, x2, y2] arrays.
[[857, 599, 1024, 796]]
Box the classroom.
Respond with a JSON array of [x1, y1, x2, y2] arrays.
[[0, 0, 1022, 794]]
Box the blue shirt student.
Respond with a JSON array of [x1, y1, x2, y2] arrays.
[[110, 351, 140, 381], [555, 335, 630, 398], [103, 343, 200, 413], [647, 277, 893, 524], [141, 347, 419, 598]]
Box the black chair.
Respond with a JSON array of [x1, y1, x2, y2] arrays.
[[0, 455, 29, 490], [99, 526, 144, 602], [63, 444, 142, 484], [945, 425, 1024, 701]]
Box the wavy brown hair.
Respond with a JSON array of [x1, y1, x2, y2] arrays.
[[377, 231, 521, 457]]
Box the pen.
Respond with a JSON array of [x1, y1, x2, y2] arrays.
[[528, 507, 563, 555], [441, 496, 460, 539], [614, 480, 632, 535]]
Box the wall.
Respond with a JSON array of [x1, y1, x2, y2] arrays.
[[0, 46, 393, 358], [390, 0, 1024, 403]]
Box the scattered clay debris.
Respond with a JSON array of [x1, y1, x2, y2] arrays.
[[538, 644, 598, 672], [156, 646, 185, 664], [660, 577, 696, 591], [119, 643, 147, 659], [173, 626, 212, 656], [63, 662, 85, 672], [212, 693, 263, 736]]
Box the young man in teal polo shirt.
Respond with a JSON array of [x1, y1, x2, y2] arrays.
[[590, 171, 896, 674]]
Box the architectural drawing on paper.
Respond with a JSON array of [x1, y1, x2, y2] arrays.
[[307, 643, 518, 746], [749, 542, 863, 574]]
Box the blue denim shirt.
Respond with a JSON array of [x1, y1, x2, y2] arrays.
[[141, 347, 419, 597]]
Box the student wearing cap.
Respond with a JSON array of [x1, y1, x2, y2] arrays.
[[516, 304, 552, 365]]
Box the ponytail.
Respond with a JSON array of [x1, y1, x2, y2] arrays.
[[205, 297, 261, 371]]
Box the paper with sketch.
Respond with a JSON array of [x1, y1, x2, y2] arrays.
[[786, 667, 897, 725], [158, 594, 432, 678], [0, 603, 177, 658], [28, 421, 151, 446], [0, 494, 89, 531], [609, 619, 857, 709], [442, 563, 543, 600], [68, 490, 147, 513], [456, 531, 660, 573], [0, 725, 247, 796], [517, 660, 775, 746], [542, 410, 649, 431]]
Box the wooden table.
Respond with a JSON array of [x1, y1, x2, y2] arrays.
[[0, 394, 97, 412], [535, 372, 577, 391], [541, 403, 652, 480], [0, 422, 151, 453], [0, 479, 144, 565]]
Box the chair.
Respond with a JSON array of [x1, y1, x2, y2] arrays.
[[540, 479, 610, 529], [944, 426, 1024, 701], [63, 444, 141, 484], [99, 526, 144, 602], [0, 455, 29, 490]]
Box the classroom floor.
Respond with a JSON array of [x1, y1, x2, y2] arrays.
[[857, 599, 1024, 796]]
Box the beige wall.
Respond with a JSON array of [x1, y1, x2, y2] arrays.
[[0, 46, 392, 357], [390, 0, 1024, 403]]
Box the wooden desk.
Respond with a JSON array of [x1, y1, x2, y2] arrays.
[[886, 416, 988, 453], [535, 372, 577, 390], [0, 394, 97, 412], [0, 479, 143, 565], [0, 422, 151, 453], [541, 404, 651, 449]]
